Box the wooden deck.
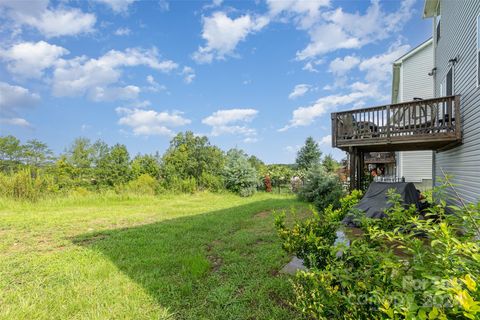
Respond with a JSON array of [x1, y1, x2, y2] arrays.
[[331, 95, 462, 190], [331, 95, 462, 152]]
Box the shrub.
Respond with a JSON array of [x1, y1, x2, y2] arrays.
[[198, 172, 224, 192], [223, 149, 257, 197], [297, 164, 344, 211], [168, 176, 197, 194], [125, 174, 158, 196], [0, 168, 57, 201], [275, 182, 480, 320], [275, 190, 362, 269]]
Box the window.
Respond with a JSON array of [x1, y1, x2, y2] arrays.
[[446, 67, 453, 95], [477, 15, 480, 86]]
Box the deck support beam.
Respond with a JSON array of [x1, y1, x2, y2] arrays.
[[349, 148, 364, 191]]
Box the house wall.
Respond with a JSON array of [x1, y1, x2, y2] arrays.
[[433, 0, 480, 204], [396, 41, 434, 189]]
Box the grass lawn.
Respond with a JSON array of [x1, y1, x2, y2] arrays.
[[0, 192, 309, 320]]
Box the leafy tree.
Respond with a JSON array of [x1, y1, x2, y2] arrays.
[[296, 136, 322, 171], [322, 154, 340, 174], [248, 155, 266, 175], [95, 144, 131, 186], [131, 154, 161, 179], [266, 164, 294, 187], [23, 139, 54, 167], [223, 148, 258, 197], [90, 139, 109, 168], [161, 131, 224, 189], [51, 155, 76, 189], [0, 135, 23, 172], [66, 138, 93, 177]]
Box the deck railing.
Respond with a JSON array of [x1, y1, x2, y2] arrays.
[[331, 95, 461, 149]]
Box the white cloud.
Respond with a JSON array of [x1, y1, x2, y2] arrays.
[[202, 108, 258, 138], [359, 42, 410, 83], [0, 41, 69, 79], [192, 12, 269, 63], [0, 0, 96, 37], [89, 85, 140, 102], [114, 27, 131, 36], [159, 0, 169, 12], [116, 107, 191, 136], [279, 84, 384, 131], [0, 117, 31, 127], [296, 0, 415, 60], [296, 23, 360, 60], [301, 41, 410, 124], [94, 0, 136, 13], [0, 82, 40, 115], [329, 55, 360, 77], [288, 84, 311, 99], [202, 108, 257, 126], [182, 66, 195, 84], [145, 75, 167, 92], [319, 134, 332, 146], [0, 82, 39, 127], [52, 47, 178, 100], [302, 59, 324, 73], [266, 0, 330, 29]]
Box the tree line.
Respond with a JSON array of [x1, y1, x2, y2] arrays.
[[0, 132, 340, 200]]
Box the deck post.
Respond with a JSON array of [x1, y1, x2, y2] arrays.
[[349, 147, 356, 191], [386, 105, 391, 142], [348, 147, 364, 191], [358, 151, 365, 190]]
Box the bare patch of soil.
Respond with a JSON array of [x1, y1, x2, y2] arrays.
[[253, 211, 270, 219], [206, 241, 223, 272]]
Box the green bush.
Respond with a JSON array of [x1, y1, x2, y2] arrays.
[[297, 164, 344, 211], [223, 149, 258, 197], [275, 183, 480, 319], [275, 190, 362, 269], [0, 168, 57, 201], [167, 176, 197, 194], [124, 174, 158, 196], [198, 172, 224, 192]]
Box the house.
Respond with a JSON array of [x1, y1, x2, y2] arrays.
[[331, 0, 480, 205], [424, 0, 480, 204], [391, 39, 434, 190]]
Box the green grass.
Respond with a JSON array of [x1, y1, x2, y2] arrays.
[[0, 192, 309, 319]]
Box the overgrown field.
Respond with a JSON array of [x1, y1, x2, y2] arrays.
[[0, 192, 308, 320]]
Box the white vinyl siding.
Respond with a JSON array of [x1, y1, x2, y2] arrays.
[[477, 14, 480, 86], [434, 0, 480, 204], [397, 151, 433, 183], [395, 40, 434, 185]]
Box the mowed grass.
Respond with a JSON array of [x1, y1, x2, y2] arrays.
[[0, 192, 309, 320]]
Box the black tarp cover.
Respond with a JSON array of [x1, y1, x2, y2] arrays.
[[342, 182, 420, 227]]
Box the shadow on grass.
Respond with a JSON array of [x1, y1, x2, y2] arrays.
[[72, 198, 303, 320]]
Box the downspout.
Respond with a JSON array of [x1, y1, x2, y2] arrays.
[[432, 11, 438, 189]]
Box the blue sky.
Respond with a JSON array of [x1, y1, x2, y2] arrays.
[[0, 0, 432, 163]]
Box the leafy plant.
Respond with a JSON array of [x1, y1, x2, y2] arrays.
[[276, 180, 480, 319], [223, 149, 258, 197], [297, 164, 344, 212]]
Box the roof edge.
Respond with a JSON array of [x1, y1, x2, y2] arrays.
[[393, 38, 433, 64]]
